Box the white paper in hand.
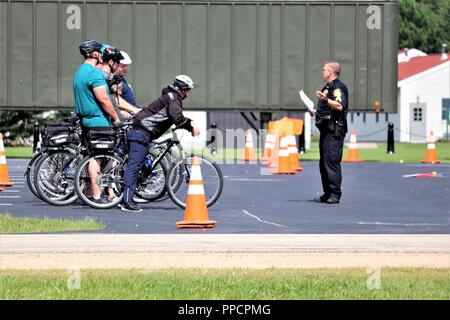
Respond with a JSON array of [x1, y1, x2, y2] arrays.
[[299, 90, 314, 111]]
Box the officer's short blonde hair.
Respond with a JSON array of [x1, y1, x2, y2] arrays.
[[324, 61, 341, 77]]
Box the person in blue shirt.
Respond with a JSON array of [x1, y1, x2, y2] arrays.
[[73, 39, 121, 203], [116, 51, 138, 107], [99, 45, 141, 119], [73, 39, 120, 128]]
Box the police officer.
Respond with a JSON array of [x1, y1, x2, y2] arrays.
[[119, 75, 200, 212], [115, 51, 138, 107], [309, 61, 348, 204]]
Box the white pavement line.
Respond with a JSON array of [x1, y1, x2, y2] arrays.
[[358, 222, 448, 227], [242, 210, 288, 228], [0, 196, 21, 199], [1, 190, 20, 193], [229, 178, 284, 182], [0, 204, 13, 206], [10, 178, 25, 181]]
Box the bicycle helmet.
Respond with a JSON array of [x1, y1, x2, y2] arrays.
[[170, 75, 196, 92], [79, 39, 102, 58], [120, 51, 132, 65], [101, 44, 124, 63]]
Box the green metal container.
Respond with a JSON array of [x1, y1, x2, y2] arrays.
[[0, 0, 398, 112]]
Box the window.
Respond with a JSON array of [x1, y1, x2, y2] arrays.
[[442, 98, 450, 120], [413, 108, 422, 121]]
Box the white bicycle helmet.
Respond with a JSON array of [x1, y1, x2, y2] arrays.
[[120, 51, 132, 65], [170, 75, 196, 92]]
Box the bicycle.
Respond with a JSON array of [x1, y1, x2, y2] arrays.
[[132, 128, 223, 208], [73, 121, 168, 209], [28, 115, 84, 205]]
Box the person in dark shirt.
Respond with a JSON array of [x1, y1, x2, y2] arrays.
[[309, 61, 348, 204], [98, 45, 140, 119], [119, 75, 200, 212], [115, 51, 138, 107]]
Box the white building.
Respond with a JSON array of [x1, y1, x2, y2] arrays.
[[346, 49, 450, 143], [398, 50, 450, 142]]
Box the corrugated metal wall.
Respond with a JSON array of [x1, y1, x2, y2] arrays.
[[0, 0, 398, 112]]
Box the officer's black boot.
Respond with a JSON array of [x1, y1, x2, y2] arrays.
[[313, 194, 330, 203]]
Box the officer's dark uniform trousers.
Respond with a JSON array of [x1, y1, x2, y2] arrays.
[[318, 127, 346, 198], [122, 128, 152, 203]]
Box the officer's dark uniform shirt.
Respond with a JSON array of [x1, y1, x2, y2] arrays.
[[120, 77, 138, 107], [316, 78, 349, 134]]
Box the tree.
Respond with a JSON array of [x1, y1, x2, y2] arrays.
[[399, 0, 449, 53], [0, 110, 68, 146]]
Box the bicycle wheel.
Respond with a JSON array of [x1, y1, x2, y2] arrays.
[[74, 153, 124, 209], [166, 154, 223, 209], [134, 154, 167, 201], [34, 150, 79, 206], [25, 152, 45, 200]]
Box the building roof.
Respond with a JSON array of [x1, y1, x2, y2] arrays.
[[397, 48, 427, 63], [398, 53, 450, 81]]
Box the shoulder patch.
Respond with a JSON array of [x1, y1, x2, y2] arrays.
[[168, 92, 175, 100], [333, 89, 342, 103]]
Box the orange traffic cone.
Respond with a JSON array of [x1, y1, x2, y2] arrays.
[[271, 136, 296, 174], [261, 132, 275, 163], [421, 131, 441, 164], [343, 130, 363, 163], [0, 133, 14, 187], [268, 131, 281, 168], [176, 157, 217, 229], [286, 135, 304, 171], [242, 129, 257, 161]]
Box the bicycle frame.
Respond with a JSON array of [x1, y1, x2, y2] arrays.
[[148, 130, 191, 181]]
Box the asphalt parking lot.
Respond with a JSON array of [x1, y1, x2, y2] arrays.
[[1, 159, 449, 234]]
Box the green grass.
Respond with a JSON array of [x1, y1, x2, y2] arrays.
[[0, 214, 105, 234], [192, 142, 450, 163], [0, 268, 448, 299], [4, 146, 34, 158], [5, 142, 450, 163]]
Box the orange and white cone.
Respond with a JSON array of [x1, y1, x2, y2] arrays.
[[421, 131, 441, 164], [0, 133, 14, 187], [343, 130, 363, 163], [176, 157, 217, 229], [271, 136, 296, 174], [286, 135, 304, 171], [268, 132, 281, 168], [242, 129, 257, 161], [261, 132, 275, 163]]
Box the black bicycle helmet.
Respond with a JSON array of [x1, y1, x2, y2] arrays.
[[79, 39, 102, 58], [101, 44, 124, 63]]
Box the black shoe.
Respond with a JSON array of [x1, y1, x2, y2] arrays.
[[90, 195, 110, 204], [325, 196, 340, 204], [119, 201, 143, 213], [313, 194, 329, 203]]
